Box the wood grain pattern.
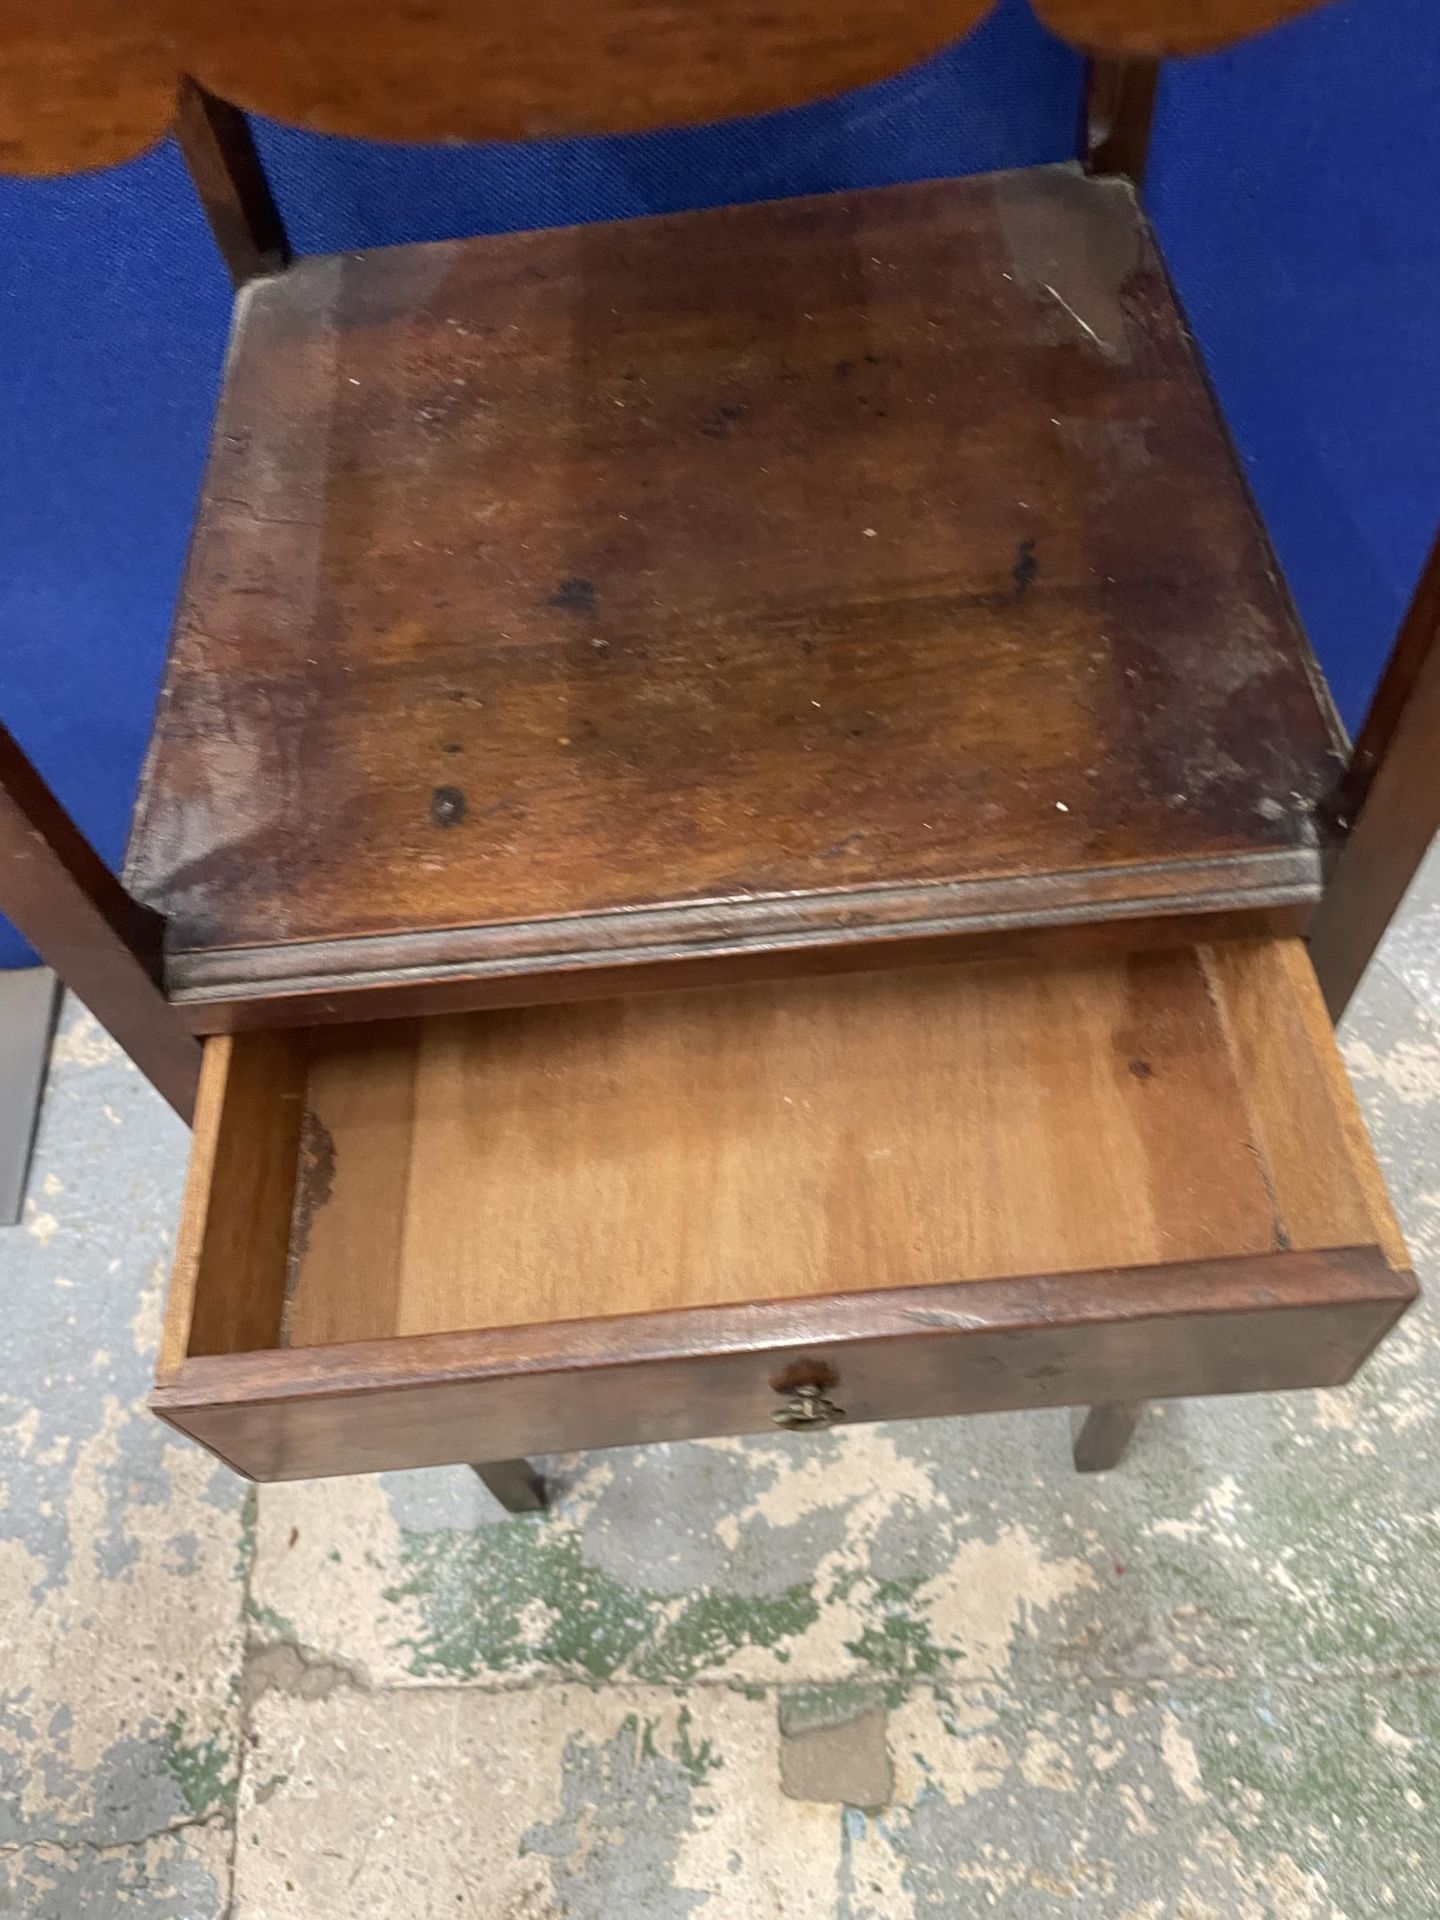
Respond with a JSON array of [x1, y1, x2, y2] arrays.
[[286, 950, 1280, 1345], [0, 721, 200, 1122], [284, 1027, 419, 1347], [1201, 939, 1408, 1268], [1310, 530, 1440, 1020], [163, 901, 1312, 1037], [127, 170, 1339, 1029], [155, 1250, 1414, 1481], [158, 1031, 308, 1374], [0, 6, 176, 175], [3, 0, 1332, 177], [153, 939, 1414, 1479]]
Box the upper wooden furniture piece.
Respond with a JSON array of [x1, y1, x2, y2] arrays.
[[1, 0, 1430, 1493], [1, 0, 1335, 176], [126, 164, 1337, 1031]]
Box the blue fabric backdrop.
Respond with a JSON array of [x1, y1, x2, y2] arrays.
[[1150, 2, 1440, 735], [1, 0, 1436, 968]]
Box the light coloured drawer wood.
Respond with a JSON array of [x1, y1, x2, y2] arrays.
[[152, 940, 1414, 1480]]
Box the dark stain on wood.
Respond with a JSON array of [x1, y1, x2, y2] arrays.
[[701, 402, 748, 438], [430, 786, 467, 828], [1012, 537, 1039, 598], [548, 576, 596, 614], [771, 1355, 843, 1393], [284, 1109, 336, 1310]]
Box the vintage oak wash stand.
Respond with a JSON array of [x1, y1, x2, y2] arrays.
[[1, 0, 1431, 1506]]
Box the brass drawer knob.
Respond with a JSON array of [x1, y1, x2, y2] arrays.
[[772, 1383, 845, 1431]]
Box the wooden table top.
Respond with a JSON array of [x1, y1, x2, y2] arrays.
[[127, 166, 1338, 1029]]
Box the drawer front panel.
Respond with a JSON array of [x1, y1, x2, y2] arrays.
[[154, 1250, 1412, 1481]]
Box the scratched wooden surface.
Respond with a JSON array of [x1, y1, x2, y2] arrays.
[[4, 0, 1333, 175], [127, 168, 1340, 1027]]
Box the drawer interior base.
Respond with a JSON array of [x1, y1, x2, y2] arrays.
[[164, 939, 1407, 1368]]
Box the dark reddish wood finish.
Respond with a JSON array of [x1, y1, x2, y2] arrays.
[[1310, 531, 1440, 1020], [165, 902, 1309, 1038], [0, 723, 200, 1121], [152, 1248, 1413, 1480], [174, 75, 289, 286], [128, 169, 1340, 1031], [1085, 58, 1158, 182]]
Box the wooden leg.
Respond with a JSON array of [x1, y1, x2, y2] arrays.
[[1308, 528, 1440, 1022], [175, 77, 291, 287], [1083, 56, 1158, 183], [471, 1458, 547, 1514], [1073, 1403, 1144, 1473], [0, 722, 201, 1125]]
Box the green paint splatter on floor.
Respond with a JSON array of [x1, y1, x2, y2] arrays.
[[384, 1523, 651, 1680], [843, 1609, 946, 1701], [384, 1520, 820, 1683], [674, 1704, 720, 1786], [245, 1599, 298, 1639], [1185, 1677, 1440, 1917], [162, 1714, 236, 1818]]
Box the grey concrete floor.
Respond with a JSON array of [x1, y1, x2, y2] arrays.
[[3, 862, 1440, 1917]]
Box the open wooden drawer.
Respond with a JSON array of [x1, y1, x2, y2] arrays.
[[153, 939, 1414, 1480]]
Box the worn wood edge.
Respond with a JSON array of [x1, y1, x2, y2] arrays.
[[163, 158, 1113, 288], [1133, 211, 1352, 776], [157, 848, 1324, 1016], [1198, 940, 1413, 1274], [149, 1404, 260, 1482], [174, 902, 1313, 1036], [155, 1035, 234, 1384], [1278, 942, 1412, 1271], [151, 1246, 1414, 1416], [124, 262, 269, 931]]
